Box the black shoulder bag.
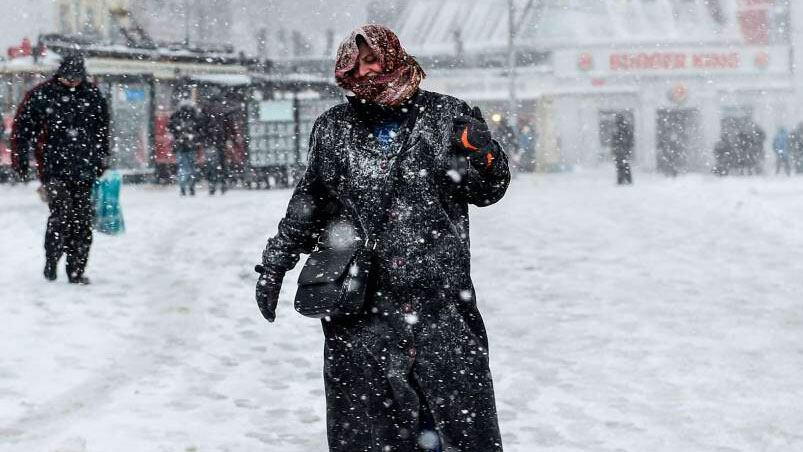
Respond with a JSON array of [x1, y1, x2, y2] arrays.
[[293, 171, 399, 319], [294, 104, 418, 319]]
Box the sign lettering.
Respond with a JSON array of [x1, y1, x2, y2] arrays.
[[610, 51, 741, 71]]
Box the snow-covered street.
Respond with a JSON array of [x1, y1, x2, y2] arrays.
[[2, 171, 803, 452]]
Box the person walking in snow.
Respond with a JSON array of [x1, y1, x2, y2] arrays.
[[169, 97, 203, 196], [254, 25, 509, 452], [200, 93, 234, 195], [772, 126, 791, 176], [791, 122, 803, 174], [747, 121, 766, 175], [611, 113, 634, 184], [517, 121, 537, 173], [713, 130, 735, 176], [11, 54, 110, 284]]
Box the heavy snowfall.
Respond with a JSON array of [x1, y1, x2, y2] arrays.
[[2, 171, 803, 452], [3, 0, 803, 451]]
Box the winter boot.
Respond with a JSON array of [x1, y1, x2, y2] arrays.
[[43, 260, 58, 281], [68, 274, 91, 285], [68, 268, 90, 285]]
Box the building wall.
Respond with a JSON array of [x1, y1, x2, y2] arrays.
[[137, 0, 234, 48], [56, 0, 130, 38]]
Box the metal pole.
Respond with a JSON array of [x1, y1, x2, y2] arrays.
[[184, 0, 191, 47], [507, 0, 518, 128]]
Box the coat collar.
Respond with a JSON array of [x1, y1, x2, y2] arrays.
[[345, 90, 429, 158]]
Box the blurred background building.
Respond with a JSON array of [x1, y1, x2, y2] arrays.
[[394, 0, 794, 174], [3, 0, 803, 178], [56, 0, 131, 38]]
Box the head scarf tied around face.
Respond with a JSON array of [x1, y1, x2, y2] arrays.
[[335, 25, 425, 106]]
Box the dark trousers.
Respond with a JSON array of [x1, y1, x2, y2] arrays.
[[776, 155, 791, 176], [45, 179, 94, 277], [176, 150, 197, 194], [616, 159, 633, 184], [206, 146, 227, 194]]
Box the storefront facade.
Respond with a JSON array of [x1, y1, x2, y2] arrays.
[[550, 44, 793, 173], [405, 0, 796, 173], [0, 45, 252, 180], [423, 43, 793, 173]]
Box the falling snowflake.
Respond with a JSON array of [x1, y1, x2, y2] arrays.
[[403, 313, 419, 325], [417, 430, 440, 449]]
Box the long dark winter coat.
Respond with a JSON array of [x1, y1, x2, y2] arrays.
[[262, 90, 510, 451], [11, 78, 109, 181], [611, 117, 633, 162]]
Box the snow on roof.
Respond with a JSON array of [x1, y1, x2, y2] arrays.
[[251, 73, 335, 85], [39, 36, 249, 65], [395, 0, 749, 57], [396, 0, 510, 56], [189, 74, 252, 86]]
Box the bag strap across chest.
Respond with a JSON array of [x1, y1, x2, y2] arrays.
[[342, 103, 421, 249]]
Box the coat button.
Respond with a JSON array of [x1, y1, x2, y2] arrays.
[[408, 347, 417, 359], [389, 210, 399, 220], [402, 303, 413, 313]]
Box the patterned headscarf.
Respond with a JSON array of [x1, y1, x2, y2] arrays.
[[335, 24, 425, 106]]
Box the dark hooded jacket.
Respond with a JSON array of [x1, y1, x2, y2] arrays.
[[169, 103, 203, 151], [11, 76, 109, 182], [261, 89, 509, 451], [201, 96, 237, 149]]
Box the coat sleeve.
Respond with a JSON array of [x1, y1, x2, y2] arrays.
[[455, 102, 511, 207], [10, 87, 45, 177], [94, 89, 111, 169], [261, 117, 336, 274]]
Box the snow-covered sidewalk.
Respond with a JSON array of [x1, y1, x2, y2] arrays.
[[1, 171, 803, 451]]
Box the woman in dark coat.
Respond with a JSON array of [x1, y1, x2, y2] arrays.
[[255, 25, 510, 452], [611, 113, 633, 184]]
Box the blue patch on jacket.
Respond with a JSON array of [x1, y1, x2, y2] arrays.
[[374, 121, 401, 152]]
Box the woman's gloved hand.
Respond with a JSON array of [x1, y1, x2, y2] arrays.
[[452, 106, 496, 169], [254, 264, 284, 323]]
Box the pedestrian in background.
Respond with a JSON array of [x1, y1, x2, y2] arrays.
[[773, 126, 791, 176], [713, 130, 735, 176], [747, 121, 766, 175], [789, 122, 803, 173], [0, 118, 11, 183], [11, 54, 110, 284], [517, 121, 537, 173], [201, 93, 233, 195], [611, 113, 634, 184], [254, 24, 508, 452], [169, 97, 202, 196]]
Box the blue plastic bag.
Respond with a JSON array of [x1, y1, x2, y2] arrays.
[[92, 170, 125, 235]]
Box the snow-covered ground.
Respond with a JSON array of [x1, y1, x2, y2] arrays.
[[2, 170, 803, 452]]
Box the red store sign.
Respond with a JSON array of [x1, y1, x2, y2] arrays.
[[559, 46, 787, 78], [610, 52, 741, 71]]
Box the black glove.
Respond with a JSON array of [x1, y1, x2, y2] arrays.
[[254, 264, 284, 323], [453, 107, 495, 168]]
